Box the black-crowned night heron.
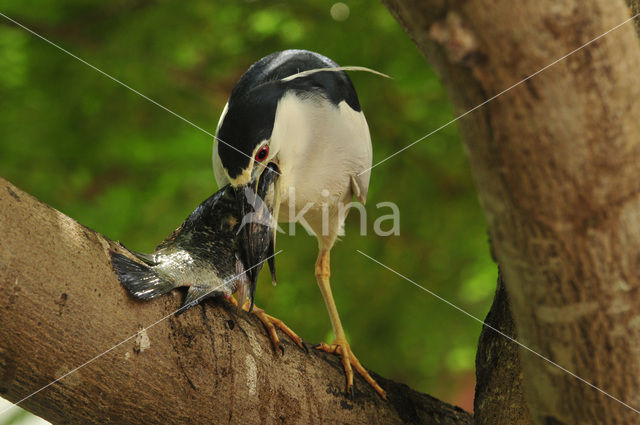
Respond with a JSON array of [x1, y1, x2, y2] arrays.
[[213, 49, 385, 399]]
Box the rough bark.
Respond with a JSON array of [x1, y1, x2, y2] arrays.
[[474, 270, 533, 425], [382, 0, 640, 424], [630, 0, 640, 35], [0, 177, 471, 424]]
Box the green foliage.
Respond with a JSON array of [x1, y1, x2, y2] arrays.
[[0, 1, 496, 419]]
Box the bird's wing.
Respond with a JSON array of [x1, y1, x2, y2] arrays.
[[351, 173, 369, 204], [349, 107, 372, 205]]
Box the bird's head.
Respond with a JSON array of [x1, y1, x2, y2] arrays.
[[216, 78, 283, 186]]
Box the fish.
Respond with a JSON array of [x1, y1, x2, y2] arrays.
[[110, 162, 280, 314]]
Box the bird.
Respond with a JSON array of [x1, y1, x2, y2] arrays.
[[110, 163, 304, 352], [213, 49, 386, 399]]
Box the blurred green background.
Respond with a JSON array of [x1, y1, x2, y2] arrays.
[[0, 1, 496, 422]]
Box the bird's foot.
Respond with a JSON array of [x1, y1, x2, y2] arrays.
[[226, 296, 307, 355], [313, 338, 387, 400], [250, 305, 307, 355]]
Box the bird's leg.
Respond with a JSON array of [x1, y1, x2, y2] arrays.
[[225, 295, 306, 355], [312, 249, 387, 400]]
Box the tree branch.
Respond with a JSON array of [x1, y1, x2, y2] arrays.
[[0, 177, 471, 424]]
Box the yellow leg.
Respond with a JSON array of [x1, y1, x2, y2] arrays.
[[313, 249, 386, 400], [226, 296, 306, 355]]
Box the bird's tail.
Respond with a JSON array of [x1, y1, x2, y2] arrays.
[[110, 251, 175, 300]]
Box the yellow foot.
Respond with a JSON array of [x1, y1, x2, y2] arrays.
[[226, 296, 307, 355], [313, 339, 387, 400]]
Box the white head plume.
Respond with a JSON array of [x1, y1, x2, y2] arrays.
[[280, 66, 391, 82]]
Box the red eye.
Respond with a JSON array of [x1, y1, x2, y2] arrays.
[[255, 145, 269, 162]]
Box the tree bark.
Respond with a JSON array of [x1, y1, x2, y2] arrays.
[[382, 0, 640, 424], [0, 177, 471, 424], [474, 269, 533, 425], [630, 0, 640, 36]]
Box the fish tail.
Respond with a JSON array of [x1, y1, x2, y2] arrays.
[[110, 251, 175, 300], [175, 286, 211, 316]]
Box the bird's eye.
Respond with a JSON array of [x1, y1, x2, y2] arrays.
[[255, 145, 269, 162]]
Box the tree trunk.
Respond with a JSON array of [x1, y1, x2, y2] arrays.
[[474, 269, 533, 425], [0, 177, 471, 424], [382, 1, 640, 424], [631, 0, 640, 36]]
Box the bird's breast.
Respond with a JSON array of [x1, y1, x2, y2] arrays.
[[271, 93, 372, 222]]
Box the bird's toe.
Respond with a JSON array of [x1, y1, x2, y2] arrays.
[[313, 339, 387, 400]]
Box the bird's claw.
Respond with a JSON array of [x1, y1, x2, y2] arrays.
[[314, 340, 387, 400], [227, 296, 306, 355], [253, 308, 306, 355]]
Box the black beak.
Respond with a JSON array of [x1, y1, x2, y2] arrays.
[[236, 162, 280, 311]]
